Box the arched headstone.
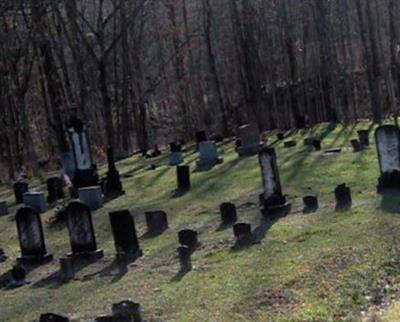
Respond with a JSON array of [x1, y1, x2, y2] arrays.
[[16, 207, 53, 264], [14, 182, 29, 204]]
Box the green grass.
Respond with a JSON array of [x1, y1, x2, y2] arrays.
[[2, 122, 400, 321]]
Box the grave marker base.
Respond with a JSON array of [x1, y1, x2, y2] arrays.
[[261, 196, 291, 218], [377, 171, 400, 193], [17, 253, 53, 265], [66, 249, 104, 260]]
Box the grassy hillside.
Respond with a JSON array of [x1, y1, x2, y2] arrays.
[[1, 122, 400, 321]]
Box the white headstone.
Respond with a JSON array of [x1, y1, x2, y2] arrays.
[[376, 125, 400, 174], [71, 131, 92, 170]]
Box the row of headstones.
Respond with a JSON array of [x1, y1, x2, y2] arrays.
[[38, 300, 142, 322]]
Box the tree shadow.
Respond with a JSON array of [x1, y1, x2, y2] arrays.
[[140, 227, 168, 240], [170, 269, 191, 283], [171, 189, 189, 199], [81, 258, 129, 284], [252, 217, 275, 242], [31, 270, 61, 289], [215, 222, 235, 232]]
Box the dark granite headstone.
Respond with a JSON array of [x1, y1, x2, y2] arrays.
[[145, 211, 168, 233], [276, 133, 285, 141], [177, 245, 192, 272], [259, 147, 291, 217], [39, 313, 70, 322], [16, 207, 53, 264], [178, 229, 198, 250], [105, 147, 124, 197], [47, 177, 65, 203], [170, 142, 182, 153], [334, 184, 352, 210], [112, 300, 142, 322], [313, 140, 322, 151], [196, 131, 207, 144], [220, 203, 238, 224], [10, 264, 26, 284], [350, 139, 361, 152], [358, 130, 370, 147], [59, 257, 74, 283], [177, 165, 191, 191], [233, 223, 252, 242], [14, 182, 29, 204], [0, 200, 9, 216], [65, 201, 103, 259], [303, 195, 319, 212], [0, 248, 7, 262], [109, 210, 142, 258]]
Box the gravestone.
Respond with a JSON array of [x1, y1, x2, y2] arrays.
[[39, 313, 70, 322], [196, 141, 223, 167], [78, 186, 103, 210], [178, 229, 198, 251], [68, 117, 98, 189], [65, 201, 104, 259], [350, 139, 362, 152], [145, 211, 168, 233], [375, 125, 400, 192], [112, 300, 143, 322], [220, 203, 237, 224], [233, 223, 252, 242], [276, 133, 285, 140], [196, 131, 207, 144], [109, 210, 142, 259], [23, 192, 47, 213], [0, 200, 8, 216], [177, 165, 191, 191], [14, 181, 29, 204], [284, 141, 296, 148], [358, 130, 370, 147], [10, 264, 26, 286], [177, 245, 192, 272], [237, 124, 261, 156], [59, 257, 74, 283], [47, 177, 65, 203], [16, 207, 53, 264], [303, 195, 319, 212], [259, 147, 291, 217], [313, 140, 322, 151], [169, 142, 184, 166], [105, 147, 124, 198], [304, 137, 317, 146], [334, 184, 352, 210], [0, 248, 7, 262]]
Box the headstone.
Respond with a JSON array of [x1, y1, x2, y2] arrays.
[[105, 147, 124, 197], [233, 223, 252, 242], [10, 263, 26, 286], [0, 200, 8, 216], [358, 130, 370, 147], [258, 147, 291, 217], [196, 141, 223, 167], [313, 140, 322, 151], [109, 210, 142, 258], [178, 229, 198, 251], [237, 124, 261, 156], [0, 248, 7, 262], [276, 133, 285, 141], [177, 165, 191, 191], [47, 177, 65, 203], [65, 201, 104, 259], [220, 203, 237, 224], [39, 313, 70, 322], [334, 184, 352, 210], [303, 195, 319, 212], [145, 211, 168, 233], [78, 186, 103, 210], [169, 142, 184, 166], [59, 257, 74, 283], [177, 245, 192, 272], [196, 131, 207, 144], [23, 192, 47, 213], [375, 125, 400, 192], [350, 139, 362, 152], [112, 301, 143, 322], [16, 207, 53, 264], [14, 181, 29, 204], [304, 137, 316, 146], [284, 141, 296, 148]]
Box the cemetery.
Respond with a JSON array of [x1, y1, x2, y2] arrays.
[[1, 122, 400, 321]]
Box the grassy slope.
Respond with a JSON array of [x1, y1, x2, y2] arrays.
[[1, 122, 400, 321]]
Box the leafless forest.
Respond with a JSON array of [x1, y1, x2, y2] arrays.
[[1, 0, 399, 180]]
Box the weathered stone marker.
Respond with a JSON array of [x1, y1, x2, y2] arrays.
[[220, 202, 238, 224], [237, 124, 261, 156], [375, 125, 400, 192], [145, 210, 168, 233], [105, 147, 124, 198], [303, 195, 319, 212], [112, 301, 143, 322], [47, 177, 65, 203], [10, 263, 26, 286], [177, 245, 192, 272], [178, 229, 198, 251], [313, 140, 322, 151], [284, 140, 296, 148], [169, 142, 184, 166], [334, 184, 352, 210], [350, 139, 362, 152], [233, 223, 252, 242], [259, 147, 291, 217], [177, 165, 191, 191], [23, 192, 47, 213], [39, 313, 70, 322], [358, 130, 370, 147], [78, 186, 103, 210], [0, 200, 8, 216], [59, 257, 74, 283], [65, 201, 104, 259], [196, 141, 223, 167], [14, 181, 29, 204], [16, 207, 53, 264], [109, 210, 142, 259]]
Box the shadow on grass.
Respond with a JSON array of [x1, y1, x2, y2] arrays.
[[170, 269, 190, 283], [140, 227, 168, 240], [171, 189, 189, 199], [81, 258, 129, 284]]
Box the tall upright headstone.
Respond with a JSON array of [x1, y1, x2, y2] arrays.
[[109, 210, 142, 258], [65, 201, 103, 259], [14, 181, 29, 204], [68, 117, 98, 189], [375, 125, 400, 192], [16, 207, 53, 264], [177, 165, 191, 191], [105, 147, 124, 197], [358, 130, 370, 147], [258, 147, 291, 217], [47, 177, 65, 203], [237, 124, 261, 156]]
